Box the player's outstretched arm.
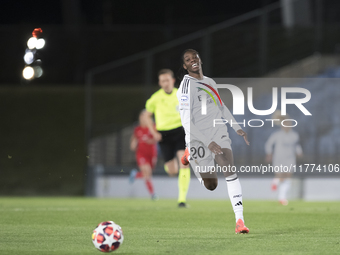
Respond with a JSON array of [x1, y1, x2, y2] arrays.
[[236, 129, 250, 146], [130, 134, 138, 151], [144, 111, 162, 142], [213, 79, 243, 133], [221, 104, 243, 132], [221, 102, 249, 145], [265, 154, 272, 163]]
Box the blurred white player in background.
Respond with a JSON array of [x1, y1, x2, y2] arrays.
[[265, 110, 303, 205]]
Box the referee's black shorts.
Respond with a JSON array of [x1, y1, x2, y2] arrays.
[[158, 126, 186, 163]]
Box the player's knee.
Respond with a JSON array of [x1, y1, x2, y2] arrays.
[[143, 171, 151, 179], [168, 166, 178, 175], [167, 169, 178, 176], [204, 180, 217, 191], [205, 183, 217, 191]]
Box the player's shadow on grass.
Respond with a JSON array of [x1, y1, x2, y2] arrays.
[[245, 227, 314, 237]]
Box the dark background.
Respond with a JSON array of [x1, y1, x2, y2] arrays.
[[0, 0, 278, 85], [1, 0, 278, 25], [2, 0, 340, 85]]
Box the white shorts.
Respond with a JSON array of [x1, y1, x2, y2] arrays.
[[188, 127, 232, 174]]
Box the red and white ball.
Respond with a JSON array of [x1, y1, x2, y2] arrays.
[[92, 221, 124, 252]]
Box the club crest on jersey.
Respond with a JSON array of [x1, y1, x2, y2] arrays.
[[181, 95, 188, 102]]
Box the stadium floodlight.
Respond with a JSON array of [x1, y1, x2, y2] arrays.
[[22, 66, 35, 80], [36, 38, 45, 49], [23, 28, 45, 81], [23, 50, 34, 65], [27, 37, 37, 49], [33, 66, 43, 78], [32, 28, 43, 38]]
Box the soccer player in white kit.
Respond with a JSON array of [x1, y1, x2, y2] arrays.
[[177, 49, 250, 234], [265, 111, 303, 205]]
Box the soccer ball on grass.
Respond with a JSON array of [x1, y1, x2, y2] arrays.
[[92, 221, 124, 252]]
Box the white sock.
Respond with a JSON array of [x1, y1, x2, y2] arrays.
[[226, 174, 244, 223], [278, 179, 291, 201]]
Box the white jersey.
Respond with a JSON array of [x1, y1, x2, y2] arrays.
[[177, 74, 241, 147], [265, 129, 302, 166]]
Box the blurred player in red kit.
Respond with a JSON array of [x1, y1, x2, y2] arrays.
[[129, 110, 158, 200]]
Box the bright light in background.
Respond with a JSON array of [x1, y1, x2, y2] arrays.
[[23, 50, 34, 64], [36, 38, 45, 49], [22, 66, 35, 80], [33, 66, 43, 78], [27, 37, 37, 49], [23, 28, 45, 82]]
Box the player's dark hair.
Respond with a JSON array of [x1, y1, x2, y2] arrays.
[[158, 69, 175, 78], [177, 49, 201, 80]]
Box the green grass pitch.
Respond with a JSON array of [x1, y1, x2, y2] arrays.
[[0, 198, 339, 254]]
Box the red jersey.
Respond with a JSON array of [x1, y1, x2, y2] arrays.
[[134, 126, 157, 156]]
